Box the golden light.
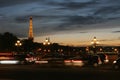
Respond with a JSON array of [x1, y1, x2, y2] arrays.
[[91, 37, 99, 45], [15, 40, 22, 46], [43, 38, 51, 45]]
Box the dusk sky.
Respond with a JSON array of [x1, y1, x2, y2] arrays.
[[0, 0, 120, 46]]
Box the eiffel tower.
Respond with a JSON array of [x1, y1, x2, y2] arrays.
[[28, 16, 34, 41]]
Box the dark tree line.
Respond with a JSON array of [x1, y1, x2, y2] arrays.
[[0, 32, 18, 52]]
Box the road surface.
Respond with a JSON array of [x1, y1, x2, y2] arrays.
[[0, 64, 119, 80]]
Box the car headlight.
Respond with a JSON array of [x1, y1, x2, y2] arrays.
[[113, 61, 117, 64], [0, 60, 19, 64]]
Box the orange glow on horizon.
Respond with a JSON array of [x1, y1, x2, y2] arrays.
[[34, 31, 120, 47]]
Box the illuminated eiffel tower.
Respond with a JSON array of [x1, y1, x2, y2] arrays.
[[28, 16, 34, 41]]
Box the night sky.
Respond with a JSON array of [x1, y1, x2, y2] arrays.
[[0, 0, 120, 46]]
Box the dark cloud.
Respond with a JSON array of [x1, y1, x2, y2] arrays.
[[94, 6, 120, 15], [0, 0, 41, 7], [13, 32, 27, 38], [99, 39, 118, 43], [14, 14, 105, 33], [15, 16, 29, 23], [112, 31, 120, 33], [79, 32, 88, 33], [0, 14, 7, 21], [47, 1, 96, 9], [54, 15, 104, 31], [64, 1, 97, 10], [14, 15, 67, 23], [66, 16, 103, 24]]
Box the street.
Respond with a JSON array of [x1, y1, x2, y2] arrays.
[[0, 64, 119, 80]]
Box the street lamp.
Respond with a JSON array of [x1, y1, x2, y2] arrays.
[[15, 40, 22, 47], [43, 38, 51, 45], [15, 40, 22, 53], [114, 48, 118, 54], [86, 47, 89, 53], [43, 38, 51, 54], [91, 37, 99, 54]]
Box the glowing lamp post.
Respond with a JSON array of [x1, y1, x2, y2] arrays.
[[15, 40, 22, 53], [43, 38, 51, 53], [91, 37, 99, 54], [15, 40, 22, 46], [114, 48, 118, 54], [43, 38, 51, 45]]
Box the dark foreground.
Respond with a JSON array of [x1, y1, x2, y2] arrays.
[[0, 64, 119, 80]]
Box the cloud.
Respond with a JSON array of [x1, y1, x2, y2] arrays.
[[94, 6, 120, 19], [0, 0, 41, 7], [79, 32, 88, 33], [0, 0, 120, 38], [15, 16, 29, 23], [118, 37, 120, 40], [66, 16, 103, 24], [46, 0, 96, 9], [99, 39, 113, 42], [112, 31, 120, 33], [93, 0, 120, 19], [54, 15, 104, 31]]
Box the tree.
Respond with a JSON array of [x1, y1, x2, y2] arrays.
[[0, 32, 18, 52]]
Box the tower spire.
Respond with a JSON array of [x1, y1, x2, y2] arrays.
[[28, 16, 34, 41]]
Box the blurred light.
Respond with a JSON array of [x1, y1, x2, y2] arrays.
[[0, 60, 19, 64], [104, 59, 109, 63], [64, 60, 72, 66], [15, 40, 22, 46], [72, 60, 84, 66], [0, 57, 14, 60], [113, 60, 117, 64], [64, 60, 84, 67], [104, 55, 109, 63], [35, 61, 48, 64]]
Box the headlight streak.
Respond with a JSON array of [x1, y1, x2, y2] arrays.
[[0, 60, 19, 64]]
